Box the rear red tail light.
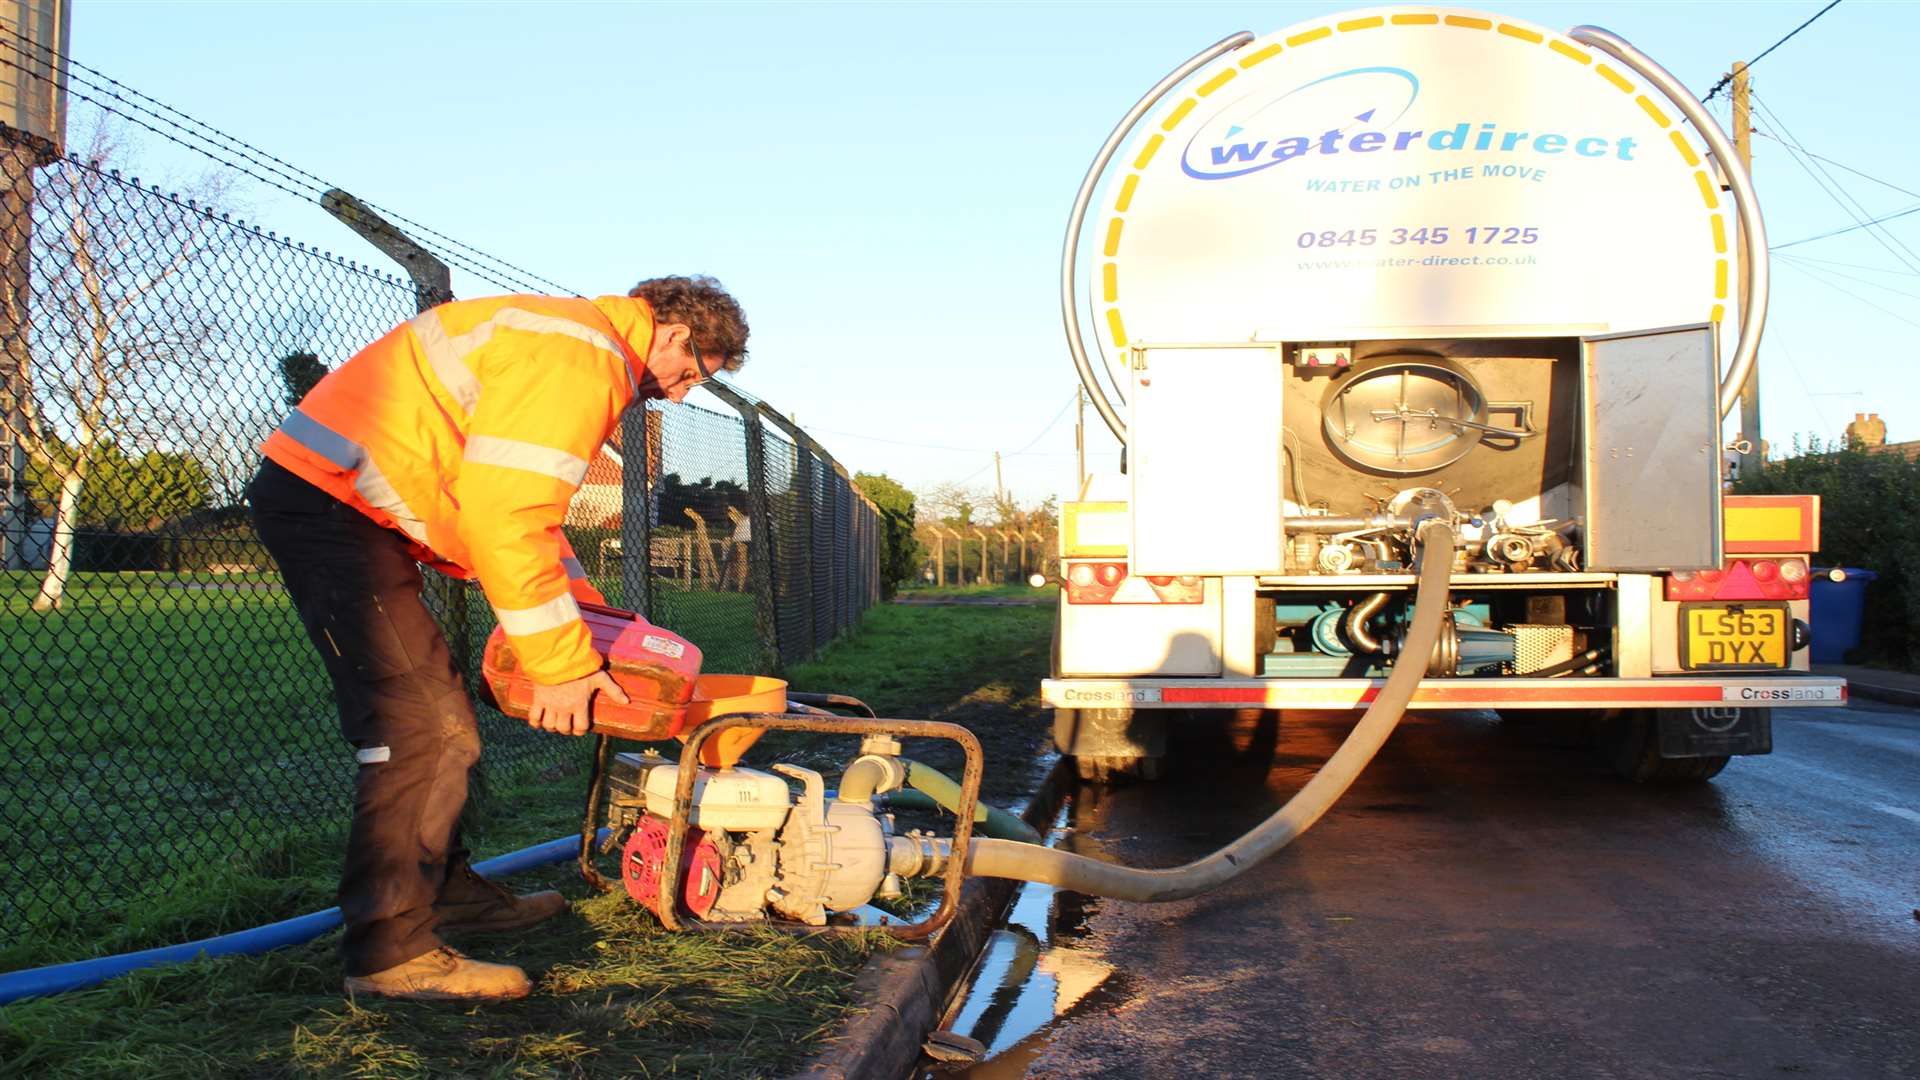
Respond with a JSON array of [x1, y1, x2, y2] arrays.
[[1066, 561, 1126, 603], [1665, 558, 1808, 601], [1063, 562, 1204, 604]]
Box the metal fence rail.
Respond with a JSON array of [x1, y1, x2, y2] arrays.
[[0, 138, 880, 963]]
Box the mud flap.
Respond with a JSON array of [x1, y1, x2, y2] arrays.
[[1656, 706, 1772, 758], [1053, 707, 1166, 760]]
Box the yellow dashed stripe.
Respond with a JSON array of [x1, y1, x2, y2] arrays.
[[1711, 215, 1728, 254], [1548, 39, 1592, 64], [1391, 13, 1439, 25], [1595, 63, 1633, 92], [1694, 170, 1721, 208], [1337, 16, 1384, 32], [1444, 15, 1492, 29], [1102, 263, 1118, 303], [1115, 173, 1139, 212], [1105, 308, 1129, 348], [1197, 68, 1237, 96], [1287, 26, 1332, 46], [1669, 130, 1701, 167], [1238, 43, 1282, 68], [1635, 95, 1671, 127], [1712, 303, 1727, 324], [1497, 23, 1543, 43], [1133, 134, 1165, 169], [1103, 218, 1124, 257], [1160, 98, 1197, 131], [1715, 260, 1729, 299]]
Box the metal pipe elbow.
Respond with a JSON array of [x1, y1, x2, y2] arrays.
[[1346, 591, 1391, 654]]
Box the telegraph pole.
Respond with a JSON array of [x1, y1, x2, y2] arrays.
[[1732, 61, 1762, 477], [1075, 387, 1086, 489]]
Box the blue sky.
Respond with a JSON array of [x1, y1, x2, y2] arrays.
[[75, 1, 1920, 506]]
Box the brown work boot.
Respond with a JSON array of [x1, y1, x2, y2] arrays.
[[434, 866, 568, 935], [343, 946, 531, 1002]]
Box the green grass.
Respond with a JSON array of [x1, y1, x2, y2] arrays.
[[0, 570, 767, 960], [786, 599, 1052, 716], [896, 581, 1054, 603], [0, 577, 1059, 1078]]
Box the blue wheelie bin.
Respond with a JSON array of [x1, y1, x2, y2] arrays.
[[1809, 567, 1877, 664]]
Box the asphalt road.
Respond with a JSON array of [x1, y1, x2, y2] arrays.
[[939, 702, 1920, 1079]]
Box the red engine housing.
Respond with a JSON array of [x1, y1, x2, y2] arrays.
[[622, 817, 722, 919]]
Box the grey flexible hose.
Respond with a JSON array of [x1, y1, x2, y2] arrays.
[[937, 522, 1456, 902]]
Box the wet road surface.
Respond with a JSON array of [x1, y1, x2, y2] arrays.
[[933, 703, 1920, 1078]]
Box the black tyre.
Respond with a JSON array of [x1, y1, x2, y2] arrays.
[[1596, 709, 1731, 784]]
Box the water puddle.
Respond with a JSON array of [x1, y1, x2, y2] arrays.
[[918, 799, 1131, 1077]]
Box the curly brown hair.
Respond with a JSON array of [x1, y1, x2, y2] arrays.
[[627, 275, 750, 371]]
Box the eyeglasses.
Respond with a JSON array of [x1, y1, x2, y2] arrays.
[[683, 339, 723, 389]]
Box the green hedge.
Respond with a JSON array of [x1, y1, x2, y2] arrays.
[[1738, 442, 1920, 668]]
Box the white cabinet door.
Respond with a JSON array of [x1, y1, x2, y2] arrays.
[[1129, 345, 1287, 576]]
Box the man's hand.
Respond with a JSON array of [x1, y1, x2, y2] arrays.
[[527, 670, 630, 736]]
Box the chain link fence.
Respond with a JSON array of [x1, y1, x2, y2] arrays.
[[0, 135, 880, 964]]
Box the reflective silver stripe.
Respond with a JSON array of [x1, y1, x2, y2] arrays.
[[353, 457, 430, 544], [464, 435, 589, 486], [493, 593, 581, 637], [561, 556, 586, 580], [276, 410, 429, 543], [410, 310, 482, 415], [277, 408, 359, 471], [484, 308, 629, 361], [409, 307, 631, 416]]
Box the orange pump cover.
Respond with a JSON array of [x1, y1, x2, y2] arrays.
[[481, 602, 703, 741]]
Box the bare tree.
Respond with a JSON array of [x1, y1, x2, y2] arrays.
[[919, 481, 986, 528], [7, 127, 226, 610]]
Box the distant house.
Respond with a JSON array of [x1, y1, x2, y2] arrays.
[[1844, 412, 1920, 461], [564, 413, 664, 530]]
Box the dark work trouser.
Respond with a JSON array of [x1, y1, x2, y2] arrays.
[[248, 458, 480, 976]]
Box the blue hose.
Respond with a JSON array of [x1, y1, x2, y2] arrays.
[[0, 831, 603, 1006]]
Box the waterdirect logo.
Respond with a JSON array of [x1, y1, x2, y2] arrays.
[[1180, 66, 1639, 181]]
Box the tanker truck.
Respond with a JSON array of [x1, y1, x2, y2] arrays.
[[1042, 5, 1849, 784]]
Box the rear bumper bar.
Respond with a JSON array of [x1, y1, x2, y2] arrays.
[[1042, 675, 1848, 711]]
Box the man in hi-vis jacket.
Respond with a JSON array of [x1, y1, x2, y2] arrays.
[[249, 275, 747, 1001]]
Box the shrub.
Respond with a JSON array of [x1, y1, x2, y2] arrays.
[[1738, 438, 1920, 668], [853, 472, 920, 600]]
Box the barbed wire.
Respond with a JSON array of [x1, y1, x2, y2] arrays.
[[0, 29, 578, 297]]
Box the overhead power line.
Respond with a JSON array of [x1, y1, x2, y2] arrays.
[[949, 391, 1080, 488], [1753, 131, 1920, 201], [1751, 92, 1920, 274], [1776, 253, 1920, 301], [1770, 202, 1920, 251], [1703, 0, 1844, 102], [1773, 253, 1920, 277], [1781, 259, 1920, 331]]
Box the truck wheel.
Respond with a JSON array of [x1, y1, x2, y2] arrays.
[[1595, 709, 1731, 784], [1054, 707, 1168, 785]]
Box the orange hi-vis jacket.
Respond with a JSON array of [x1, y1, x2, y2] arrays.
[[263, 294, 656, 685]]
